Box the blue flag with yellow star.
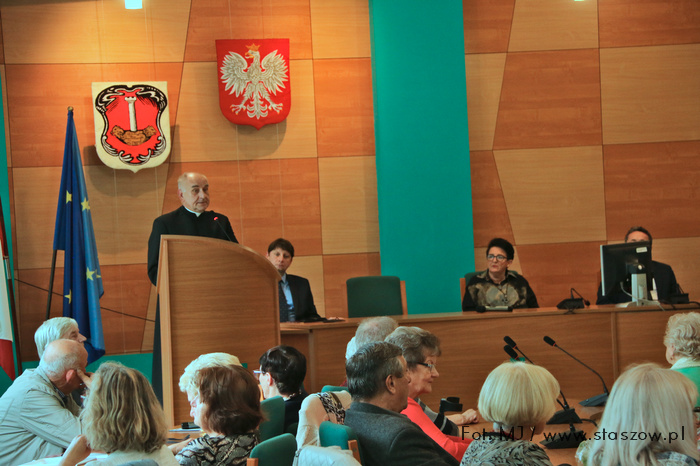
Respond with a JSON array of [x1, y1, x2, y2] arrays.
[[53, 109, 105, 363]]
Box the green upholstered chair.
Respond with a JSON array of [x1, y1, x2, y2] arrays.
[[259, 395, 285, 442], [346, 276, 405, 318], [321, 385, 347, 393], [246, 432, 297, 466], [319, 421, 361, 463]]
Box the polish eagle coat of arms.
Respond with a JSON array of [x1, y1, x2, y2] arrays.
[[216, 39, 291, 130]]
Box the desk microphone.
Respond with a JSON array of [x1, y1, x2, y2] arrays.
[[543, 336, 609, 407], [503, 337, 581, 425], [213, 217, 235, 242], [503, 336, 534, 364]]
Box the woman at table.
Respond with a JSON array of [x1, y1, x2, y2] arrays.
[[577, 363, 698, 466], [462, 237, 538, 311], [386, 326, 476, 461], [664, 312, 700, 406], [176, 364, 262, 465], [460, 361, 558, 466], [58, 362, 178, 466]]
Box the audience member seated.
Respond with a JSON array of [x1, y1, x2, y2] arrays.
[[596, 226, 679, 304], [345, 316, 399, 362], [577, 363, 699, 466], [34, 317, 87, 357], [462, 238, 538, 311], [296, 389, 352, 448], [460, 361, 558, 466], [665, 312, 700, 406], [344, 341, 459, 466], [0, 339, 88, 465], [58, 362, 177, 466], [385, 326, 475, 461], [176, 365, 262, 466], [178, 352, 242, 397], [258, 345, 308, 431]]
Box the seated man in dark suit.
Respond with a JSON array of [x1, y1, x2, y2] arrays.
[[266, 238, 321, 322], [344, 342, 459, 466], [596, 226, 680, 304]]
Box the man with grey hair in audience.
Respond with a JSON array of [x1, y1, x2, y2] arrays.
[[344, 341, 459, 466], [345, 316, 399, 360], [0, 339, 90, 465], [34, 317, 86, 358]]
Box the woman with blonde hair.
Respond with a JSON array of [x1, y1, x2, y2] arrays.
[[59, 362, 177, 465], [580, 363, 698, 466], [461, 361, 559, 466], [664, 312, 700, 406]]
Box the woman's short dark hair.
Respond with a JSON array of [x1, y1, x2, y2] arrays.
[[487, 237, 515, 260], [195, 365, 263, 435], [259, 345, 306, 395]]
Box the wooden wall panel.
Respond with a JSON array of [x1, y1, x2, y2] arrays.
[[465, 53, 506, 151], [600, 44, 700, 145], [494, 49, 602, 150], [309, 0, 370, 59], [653, 238, 700, 305], [495, 146, 606, 245], [318, 156, 379, 255], [509, 0, 598, 52], [599, 0, 700, 48], [1, 0, 190, 64], [278, 158, 323, 255], [172, 62, 238, 162], [462, 0, 515, 54], [84, 163, 169, 265], [185, 0, 312, 62], [603, 141, 700, 241], [469, 151, 514, 248], [517, 242, 603, 308], [322, 252, 381, 317], [314, 59, 374, 157]]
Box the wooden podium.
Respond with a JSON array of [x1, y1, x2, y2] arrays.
[[156, 235, 281, 425]]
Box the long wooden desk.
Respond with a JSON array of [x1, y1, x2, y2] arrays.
[[282, 304, 700, 409]]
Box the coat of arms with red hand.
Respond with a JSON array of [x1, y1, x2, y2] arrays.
[[216, 39, 291, 130]]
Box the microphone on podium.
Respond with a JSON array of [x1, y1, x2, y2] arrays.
[[503, 337, 581, 426], [213, 216, 235, 242], [543, 336, 609, 407]]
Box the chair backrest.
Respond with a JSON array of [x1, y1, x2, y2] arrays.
[[247, 433, 297, 466], [460, 271, 482, 298], [259, 395, 285, 442], [319, 421, 361, 463], [321, 385, 347, 393], [346, 276, 405, 318]]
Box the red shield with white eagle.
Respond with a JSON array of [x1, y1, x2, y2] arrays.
[[216, 39, 291, 130], [92, 82, 170, 172]]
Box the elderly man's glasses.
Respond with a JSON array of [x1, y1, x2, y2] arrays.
[[487, 254, 507, 262]]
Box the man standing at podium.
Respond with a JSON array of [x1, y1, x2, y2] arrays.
[[147, 172, 238, 402], [266, 238, 321, 322], [147, 172, 238, 285]]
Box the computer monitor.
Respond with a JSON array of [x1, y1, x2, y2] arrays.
[[600, 241, 654, 305]]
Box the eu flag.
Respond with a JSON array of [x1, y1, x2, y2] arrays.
[[53, 109, 105, 363]]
